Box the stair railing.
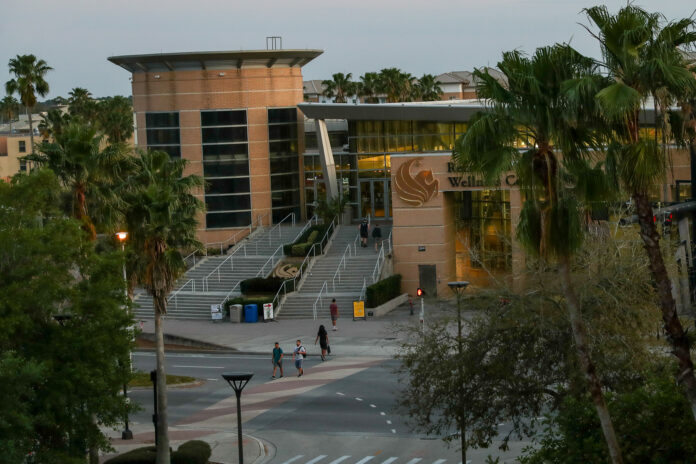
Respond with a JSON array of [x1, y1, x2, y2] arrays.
[[359, 276, 368, 302], [267, 212, 296, 245], [168, 278, 196, 310], [183, 250, 199, 269], [218, 280, 242, 308], [202, 243, 248, 291], [371, 240, 386, 283], [256, 245, 284, 278], [352, 231, 361, 254], [290, 215, 317, 244], [331, 244, 353, 291], [204, 224, 254, 256], [312, 280, 329, 320], [386, 230, 392, 254]]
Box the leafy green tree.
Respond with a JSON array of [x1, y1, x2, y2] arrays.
[[0, 95, 20, 133], [582, 4, 696, 419], [97, 95, 134, 143], [5, 54, 52, 153], [25, 120, 132, 239], [453, 44, 624, 462], [322, 72, 357, 103], [0, 169, 133, 463], [413, 74, 443, 101], [121, 150, 204, 464], [358, 72, 381, 103]]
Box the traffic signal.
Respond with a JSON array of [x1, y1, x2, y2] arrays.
[[416, 288, 424, 297]]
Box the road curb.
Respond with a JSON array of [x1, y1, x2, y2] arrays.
[[248, 433, 276, 464]]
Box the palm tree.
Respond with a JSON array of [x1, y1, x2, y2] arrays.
[[322, 73, 357, 103], [583, 4, 696, 420], [413, 74, 443, 101], [25, 120, 131, 239], [38, 108, 70, 140], [0, 95, 19, 134], [453, 44, 624, 463], [358, 72, 381, 103], [121, 150, 204, 464], [68, 87, 98, 121], [96, 96, 134, 143], [5, 54, 52, 153], [377, 68, 416, 102]]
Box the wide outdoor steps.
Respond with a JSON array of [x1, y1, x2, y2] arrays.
[[277, 222, 392, 320], [133, 224, 305, 320]]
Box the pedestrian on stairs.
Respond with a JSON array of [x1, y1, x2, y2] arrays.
[[359, 219, 369, 247], [315, 325, 329, 361], [372, 224, 382, 252], [330, 298, 339, 331]]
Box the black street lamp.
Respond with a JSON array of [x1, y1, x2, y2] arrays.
[[222, 372, 254, 464], [447, 281, 469, 464]]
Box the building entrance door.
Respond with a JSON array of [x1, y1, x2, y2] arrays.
[[359, 179, 390, 219], [418, 264, 437, 297]]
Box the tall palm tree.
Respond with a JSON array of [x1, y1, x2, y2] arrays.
[[377, 68, 416, 102], [121, 150, 204, 464], [68, 87, 98, 121], [583, 4, 696, 420], [25, 120, 131, 239], [5, 54, 52, 153], [453, 44, 624, 463], [413, 74, 443, 101], [0, 95, 20, 134], [358, 72, 381, 103], [322, 73, 356, 103]]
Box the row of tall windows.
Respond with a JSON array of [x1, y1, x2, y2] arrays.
[[268, 108, 301, 223], [146, 112, 181, 158]]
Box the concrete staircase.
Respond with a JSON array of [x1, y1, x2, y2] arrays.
[[133, 224, 305, 320], [278, 222, 392, 320]]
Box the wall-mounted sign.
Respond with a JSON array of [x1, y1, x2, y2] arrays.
[[394, 157, 440, 206], [446, 162, 518, 188]]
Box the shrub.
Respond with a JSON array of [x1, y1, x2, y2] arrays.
[[519, 376, 696, 464], [282, 224, 331, 256], [104, 446, 156, 464], [206, 247, 224, 256], [240, 277, 286, 294], [366, 274, 402, 308], [172, 440, 211, 464]]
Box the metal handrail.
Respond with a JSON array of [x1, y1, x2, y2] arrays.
[[331, 244, 353, 291], [352, 231, 361, 253], [202, 243, 249, 291], [371, 241, 386, 283], [386, 231, 392, 254], [168, 278, 196, 309], [312, 280, 329, 320], [267, 212, 296, 245], [290, 215, 317, 245], [218, 280, 242, 307], [256, 211, 271, 228], [359, 276, 367, 302], [205, 225, 253, 255], [256, 245, 284, 277], [183, 250, 199, 269]]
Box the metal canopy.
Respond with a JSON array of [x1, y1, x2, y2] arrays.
[[108, 49, 323, 73]]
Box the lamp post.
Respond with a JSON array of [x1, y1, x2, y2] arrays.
[[448, 281, 470, 464], [222, 372, 254, 464], [116, 231, 133, 440]]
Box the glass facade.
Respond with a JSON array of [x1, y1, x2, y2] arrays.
[[146, 112, 180, 158], [454, 190, 512, 284], [268, 108, 301, 223], [201, 109, 251, 229]]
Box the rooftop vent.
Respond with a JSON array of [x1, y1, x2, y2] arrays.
[[266, 36, 282, 50]]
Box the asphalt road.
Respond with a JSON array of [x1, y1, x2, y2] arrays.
[[130, 351, 530, 463]]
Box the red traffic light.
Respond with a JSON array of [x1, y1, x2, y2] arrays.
[[416, 288, 424, 297]]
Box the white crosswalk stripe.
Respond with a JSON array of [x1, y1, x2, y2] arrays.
[[380, 458, 398, 464], [305, 456, 328, 464], [354, 457, 375, 464], [403, 459, 423, 464], [326, 457, 351, 464], [280, 456, 304, 464], [432, 460, 446, 464]]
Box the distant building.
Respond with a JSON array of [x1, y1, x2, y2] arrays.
[[0, 134, 34, 181]]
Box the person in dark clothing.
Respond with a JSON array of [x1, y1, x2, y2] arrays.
[[359, 219, 369, 247], [314, 325, 329, 361], [372, 224, 382, 251]]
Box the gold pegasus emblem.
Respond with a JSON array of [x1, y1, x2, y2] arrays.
[[393, 157, 439, 206]]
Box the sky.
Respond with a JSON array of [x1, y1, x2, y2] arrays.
[[1, 0, 695, 99]]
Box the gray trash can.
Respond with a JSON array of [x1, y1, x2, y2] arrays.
[[229, 304, 243, 323]]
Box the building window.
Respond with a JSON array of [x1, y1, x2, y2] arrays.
[[268, 107, 301, 222], [145, 112, 180, 158], [201, 109, 251, 229], [19, 159, 27, 172], [18, 140, 26, 153]]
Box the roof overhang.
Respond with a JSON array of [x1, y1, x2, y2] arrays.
[[108, 49, 323, 73]]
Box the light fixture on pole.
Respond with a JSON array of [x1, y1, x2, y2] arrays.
[[222, 372, 254, 464], [115, 231, 133, 440]]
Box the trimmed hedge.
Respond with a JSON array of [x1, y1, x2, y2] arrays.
[[104, 440, 211, 464], [283, 224, 331, 257], [240, 276, 287, 294], [366, 274, 402, 308]]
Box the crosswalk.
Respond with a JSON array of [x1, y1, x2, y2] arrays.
[[279, 456, 471, 464]]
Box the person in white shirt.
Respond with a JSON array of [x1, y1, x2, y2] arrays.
[[293, 339, 306, 377]]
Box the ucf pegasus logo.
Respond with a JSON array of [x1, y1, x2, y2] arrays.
[[393, 157, 439, 206]]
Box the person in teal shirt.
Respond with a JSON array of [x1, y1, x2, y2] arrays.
[[271, 342, 284, 379]]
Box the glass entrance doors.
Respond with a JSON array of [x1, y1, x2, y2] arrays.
[[359, 179, 390, 219]]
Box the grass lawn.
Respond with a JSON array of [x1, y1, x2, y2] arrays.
[[129, 371, 196, 387]]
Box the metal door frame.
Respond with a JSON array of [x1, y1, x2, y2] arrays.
[[358, 179, 391, 219]]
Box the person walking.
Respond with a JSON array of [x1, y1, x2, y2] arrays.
[[271, 342, 284, 379], [315, 325, 329, 361], [293, 339, 306, 377], [330, 298, 339, 331], [372, 223, 382, 252], [359, 218, 369, 247]]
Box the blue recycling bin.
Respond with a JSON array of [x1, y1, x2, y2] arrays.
[[244, 304, 258, 323]]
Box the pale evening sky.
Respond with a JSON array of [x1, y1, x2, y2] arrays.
[[1, 0, 695, 99]]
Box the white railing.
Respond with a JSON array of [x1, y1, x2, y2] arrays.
[[372, 240, 386, 283], [255, 211, 271, 228], [352, 231, 361, 253], [205, 225, 253, 255], [312, 280, 329, 320], [202, 243, 249, 291], [256, 245, 284, 277], [218, 280, 242, 308], [359, 276, 367, 302], [168, 279, 196, 310], [290, 215, 317, 245], [267, 212, 296, 245], [386, 230, 392, 254], [183, 250, 199, 269], [331, 244, 354, 291]]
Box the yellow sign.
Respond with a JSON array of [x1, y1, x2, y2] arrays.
[[353, 300, 365, 320]]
